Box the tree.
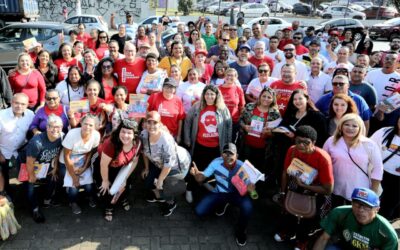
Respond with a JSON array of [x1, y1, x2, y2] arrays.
[[178, 0, 193, 15]]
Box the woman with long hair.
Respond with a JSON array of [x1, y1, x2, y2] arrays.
[[246, 63, 278, 103], [370, 51, 382, 68], [73, 41, 85, 63], [185, 29, 201, 54], [82, 49, 98, 83], [34, 50, 59, 89], [94, 57, 118, 103], [55, 66, 85, 105], [327, 94, 358, 135], [323, 113, 383, 207], [159, 41, 192, 80], [210, 60, 229, 86], [169, 64, 183, 86], [95, 31, 110, 60], [99, 119, 141, 221], [54, 43, 82, 82], [176, 68, 205, 114]]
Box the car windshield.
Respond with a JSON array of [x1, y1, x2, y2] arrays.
[[384, 17, 400, 25], [0, 27, 24, 43]]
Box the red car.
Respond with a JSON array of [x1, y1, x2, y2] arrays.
[[363, 6, 399, 19]]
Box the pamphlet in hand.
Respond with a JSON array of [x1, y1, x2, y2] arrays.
[[266, 118, 282, 129], [272, 126, 291, 134], [380, 93, 400, 114], [231, 160, 265, 196], [128, 94, 148, 118], [22, 37, 38, 50], [287, 158, 318, 185], [34, 162, 50, 179], [69, 100, 90, 113]]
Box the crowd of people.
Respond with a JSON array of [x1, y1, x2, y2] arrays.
[[0, 12, 399, 248]]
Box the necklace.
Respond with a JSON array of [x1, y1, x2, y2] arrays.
[[70, 84, 80, 92]]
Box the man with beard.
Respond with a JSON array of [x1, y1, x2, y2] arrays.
[[229, 44, 258, 91], [291, 20, 305, 37], [278, 27, 293, 50], [248, 23, 269, 51], [349, 65, 377, 110], [191, 143, 254, 247], [302, 26, 317, 47], [270, 64, 307, 115], [104, 40, 125, 60], [324, 47, 354, 75], [313, 187, 398, 250], [365, 52, 400, 102], [380, 37, 400, 65], [291, 32, 309, 56], [208, 33, 236, 63], [298, 40, 328, 70], [271, 44, 308, 81]]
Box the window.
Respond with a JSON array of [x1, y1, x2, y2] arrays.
[[0, 27, 25, 42], [269, 19, 281, 25], [143, 17, 157, 25], [81, 17, 96, 24], [65, 17, 79, 24]]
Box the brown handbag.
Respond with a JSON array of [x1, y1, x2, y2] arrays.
[[284, 190, 316, 219]]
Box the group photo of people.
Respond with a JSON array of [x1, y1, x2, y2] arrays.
[[0, 11, 399, 249]]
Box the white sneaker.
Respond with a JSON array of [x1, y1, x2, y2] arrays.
[[185, 191, 193, 203]]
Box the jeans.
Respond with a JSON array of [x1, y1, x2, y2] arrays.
[[66, 184, 94, 203], [25, 172, 57, 210], [195, 192, 253, 233]]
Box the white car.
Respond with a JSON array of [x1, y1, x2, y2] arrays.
[[269, 1, 293, 13], [246, 17, 291, 36], [349, 4, 365, 12], [353, 1, 374, 8], [234, 3, 270, 18], [64, 14, 108, 32], [206, 1, 231, 14], [138, 16, 180, 31], [322, 5, 366, 19]]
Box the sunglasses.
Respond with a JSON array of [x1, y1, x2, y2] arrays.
[[332, 82, 345, 87], [102, 65, 112, 70], [293, 37, 302, 40], [222, 39, 230, 42], [99, 36, 107, 39], [336, 69, 348, 73], [259, 69, 269, 74], [295, 137, 312, 146], [46, 97, 58, 101], [284, 48, 294, 51]]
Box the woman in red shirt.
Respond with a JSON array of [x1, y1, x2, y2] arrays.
[[54, 43, 82, 82], [218, 68, 245, 143], [95, 31, 109, 60], [94, 58, 118, 103], [8, 53, 46, 111], [98, 119, 141, 222], [193, 49, 213, 85]]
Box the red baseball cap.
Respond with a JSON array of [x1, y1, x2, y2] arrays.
[[195, 49, 208, 57]]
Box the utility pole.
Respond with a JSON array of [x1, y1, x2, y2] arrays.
[[76, 0, 82, 16]]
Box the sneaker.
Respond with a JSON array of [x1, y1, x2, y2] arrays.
[[146, 192, 165, 203], [294, 240, 308, 250], [43, 199, 61, 208], [32, 208, 45, 223], [185, 190, 193, 204], [274, 232, 296, 242], [88, 197, 96, 208], [43, 199, 51, 208], [162, 202, 177, 217], [70, 202, 82, 215], [235, 231, 247, 247], [215, 203, 229, 216]]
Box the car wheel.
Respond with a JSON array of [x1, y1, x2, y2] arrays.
[[262, 12, 269, 17], [353, 32, 362, 41], [322, 14, 332, 19], [237, 12, 244, 18], [390, 33, 400, 41]]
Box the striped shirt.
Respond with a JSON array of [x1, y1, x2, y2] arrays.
[[203, 157, 243, 193]]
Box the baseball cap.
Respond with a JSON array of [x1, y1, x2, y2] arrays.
[[309, 40, 321, 46], [351, 188, 380, 207], [194, 49, 207, 57], [162, 77, 178, 87], [223, 143, 237, 154], [139, 42, 150, 48], [283, 27, 293, 31], [146, 111, 161, 122], [239, 43, 251, 52], [330, 30, 339, 36]]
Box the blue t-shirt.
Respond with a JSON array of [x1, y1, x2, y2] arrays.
[[229, 62, 258, 88], [315, 91, 372, 121], [26, 133, 63, 165], [203, 157, 244, 193]]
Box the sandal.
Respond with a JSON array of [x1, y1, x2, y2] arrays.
[[104, 208, 113, 222], [121, 199, 130, 211]]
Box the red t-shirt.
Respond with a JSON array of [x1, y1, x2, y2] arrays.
[[100, 137, 141, 168], [77, 32, 91, 46], [114, 58, 146, 94], [218, 84, 245, 123], [284, 146, 334, 186], [147, 92, 185, 136], [95, 44, 109, 60], [86, 38, 96, 50], [248, 55, 275, 73], [245, 107, 268, 149], [54, 58, 82, 82], [278, 39, 293, 50], [199, 64, 214, 85], [8, 69, 46, 108], [295, 44, 309, 56], [270, 80, 307, 115], [103, 78, 118, 103], [196, 105, 219, 147], [74, 98, 106, 124]]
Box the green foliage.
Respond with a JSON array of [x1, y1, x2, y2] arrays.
[[178, 0, 193, 15]]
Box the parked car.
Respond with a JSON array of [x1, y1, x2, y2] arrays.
[[363, 6, 399, 19], [138, 16, 180, 31], [206, 1, 231, 14], [353, 1, 374, 8], [234, 3, 270, 18], [292, 3, 312, 16], [196, 0, 219, 12], [369, 17, 400, 41], [0, 22, 73, 71], [246, 17, 291, 36], [314, 18, 365, 41], [64, 14, 108, 33], [322, 5, 366, 19], [268, 1, 293, 13], [217, 2, 241, 16], [348, 4, 365, 12]]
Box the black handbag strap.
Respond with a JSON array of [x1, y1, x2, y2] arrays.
[[383, 146, 400, 164], [347, 147, 368, 178]]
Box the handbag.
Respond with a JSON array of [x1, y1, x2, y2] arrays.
[[284, 190, 316, 219], [18, 163, 28, 182]]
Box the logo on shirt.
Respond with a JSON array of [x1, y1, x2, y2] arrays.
[[201, 111, 217, 133]]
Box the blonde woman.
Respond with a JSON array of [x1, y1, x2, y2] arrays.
[[323, 113, 383, 207]]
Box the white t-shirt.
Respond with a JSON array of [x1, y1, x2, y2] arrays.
[[56, 80, 85, 106], [265, 49, 285, 65], [371, 127, 400, 176], [306, 71, 332, 103], [246, 77, 278, 98], [271, 60, 308, 81], [60, 128, 100, 187], [365, 69, 400, 102], [176, 81, 205, 113]]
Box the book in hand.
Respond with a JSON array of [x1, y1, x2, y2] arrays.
[[287, 158, 318, 185], [128, 94, 148, 118], [380, 92, 400, 114], [69, 100, 90, 113], [231, 160, 265, 196], [272, 126, 291, 134]]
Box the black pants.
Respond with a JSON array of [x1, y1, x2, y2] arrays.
[[380, 171, 400, 220], [100, 167, 128, 211], [0, 159, 10, 193]]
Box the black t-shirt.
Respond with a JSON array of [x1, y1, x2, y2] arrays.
[[110, 34, 132, 54], [26, 133, 63, 164]]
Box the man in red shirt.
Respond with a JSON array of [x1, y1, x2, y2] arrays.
[[292, 32, 309, 56], [278, 27, 293, 50], [114, 42, 146, 95], [248, 41, 274, 72], [270, 63, 307, 115]]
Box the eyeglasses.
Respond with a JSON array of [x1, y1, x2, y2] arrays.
[[295, 137, 312, 146], [46, 97, 58, 101], [332, 82, 346, 87], [47, 125, 62, 130], [352, 201, 373, 212], [259, 69, 269, 74], [102, 65, 112, 70], [336, 69, 348, 74], [222, 39, 230, 42], [99, 36, 107, 39], [293, 37, 302, 40], [284, 48, 294, 51]]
